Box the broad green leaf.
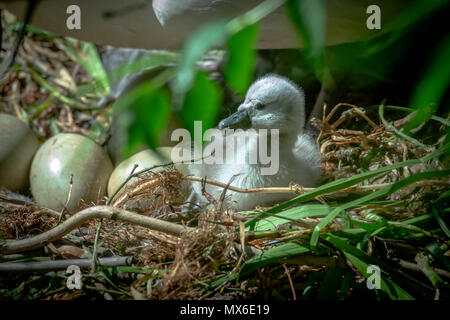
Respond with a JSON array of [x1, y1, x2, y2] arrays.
[[9, 21, 58, 39], [245, 143, 450, 230], [107, 52, 179, 88], [238, 241, 310, 277], [301, 271, 323, 299], [365, 213, 388, 225], [172, 0, 285, 105], [337, 270, 353, 300], [406, 36, 450, 132], [178, 71, 223, 137], [311, 169, 450, 249], [251, 204, 330, 231], [226, 0, 286, 34], [210, 272, 238, 289], [348, 219, 383, 233], [434, 189, 450, 206], [432, 207, 450, 238], [223, 24, 259, 94], [285, 0, 325, 53], [64, 39, 110, 95], [325, 234, 415, 300], [426, 242, 450, 271], [402, 213, 437, 229], [113, 266, 153, 274], [285, 0, 329, 82], [415, 253, 444, 288], [368, 104, 450, 127], [172, 20, 228, 103], [114, 87, 171, 157], [379, 103, 429, 148], [317, 268, 346, 300]]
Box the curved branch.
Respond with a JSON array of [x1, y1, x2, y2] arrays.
[[0, 205, 193, 254]]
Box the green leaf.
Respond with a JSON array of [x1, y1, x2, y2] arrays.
[[245, 143, 450, 230], [337, 270, 353, 300], [434, 189, 450, 207], [172, 20, 228, 103], [402, 213, 437, 229], [285, 0, 329, 82], [368, 104, 450, 127], [415, 253, 444, 288], [172, 0, 286, 106], [209, 272, 238, 289], [285, 0, 326, 54], [64, 39, 110, 95], [114, 87, 171, 156], [406, 36, 450, 132], [325, 234, 415, 300], [379, 103, 429, 148], [348, 219, 383, 233], [8, 21, 58, 39], [250, 204, 330, 231], [311, 169, 450, 249], [107, 52, 179, 88], [178, 71, 223, 137], [301, 271, 323, 299], [426, 242, 450, 271], [432, 207, 450, 238], [223, 24, 259, 94], [238, 241, 310, 277], [317, 268, 346, 300]]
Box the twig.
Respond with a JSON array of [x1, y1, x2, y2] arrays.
[[93, 164, 139, 272], [0, 256, 133, 273], [183, 176, 448, 195], [185, 176, 314, 194], [283, 264, 296, 300], [397, 259, 450, 279], [108, 163, 178, 205], [107, 153, 209, 205], [91, 218, 103, 273], [27, 66, 87, 110], [325, 103, 378, 129], [379, 103, 431, 149], [0, 194, 60, 217], [59, 173, 74, 222], [0, 0, 39, 80], [279, 254, 346, 269], [0, 206, 193, 254]]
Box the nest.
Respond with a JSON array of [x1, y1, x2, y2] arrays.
[[1, 101, 448, 298], [312, 103, 449, 220]]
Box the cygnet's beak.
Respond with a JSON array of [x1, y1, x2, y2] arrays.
[[218, 109, 251, 130]]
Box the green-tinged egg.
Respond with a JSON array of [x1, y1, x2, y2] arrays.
[[30, 133, 113, 212], [0, 114, 40, 191]]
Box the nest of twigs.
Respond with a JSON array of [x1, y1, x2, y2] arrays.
[[1, 102, 448, 299]]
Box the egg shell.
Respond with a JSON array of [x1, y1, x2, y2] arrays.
[[30, 133, 113, 212], [0, 114, 40, 191]]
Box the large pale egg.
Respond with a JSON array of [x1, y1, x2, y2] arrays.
[[0, 114, 40, 191], [30, 133, 113, 212], [107, 147, 190, 210]]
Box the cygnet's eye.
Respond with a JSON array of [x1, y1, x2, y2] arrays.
[[254, 101, 264, 110]]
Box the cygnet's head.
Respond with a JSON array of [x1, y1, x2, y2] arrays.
[[219, 74, 305, 135]]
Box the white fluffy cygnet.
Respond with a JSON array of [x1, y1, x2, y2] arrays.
[[187, 74, 321, 211]]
